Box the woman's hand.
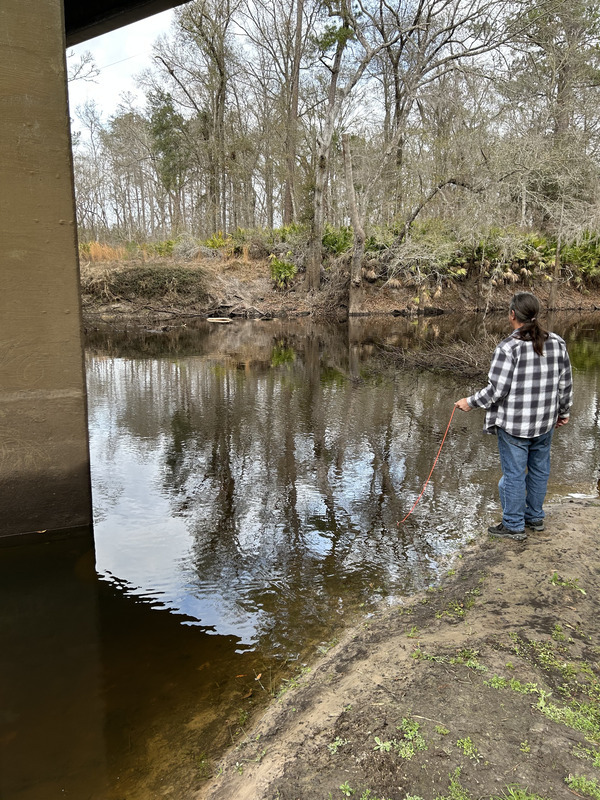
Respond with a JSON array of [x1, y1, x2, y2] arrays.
[[454, 398, 472, 412]]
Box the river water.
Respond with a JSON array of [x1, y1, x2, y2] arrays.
[[1, 315, 598, 799]]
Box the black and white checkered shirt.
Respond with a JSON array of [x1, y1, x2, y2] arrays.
[[467, 331, 573, 437]]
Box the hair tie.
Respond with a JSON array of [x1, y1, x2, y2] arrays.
[[530, 317, 536, 322]]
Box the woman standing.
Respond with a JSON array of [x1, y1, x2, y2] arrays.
[[454, 292, 573, 541]]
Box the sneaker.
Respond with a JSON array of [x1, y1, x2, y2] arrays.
[[525, 519, 545, 532], [488, 522, 527, 541]]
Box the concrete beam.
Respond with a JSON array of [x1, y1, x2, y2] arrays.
[[0, 0, 93, 538], [64, 0, 189, 47]]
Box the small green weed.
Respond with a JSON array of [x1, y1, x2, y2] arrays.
[[434, 767, 470, 800], [276, 666, 311, 699], [435, 768, 551, 800], [573, 743, 600, 766], [339, 781, 355, 796], [484, 675, 539, 693], [550, 572, 586, 594], [436, 725, 450, 736], [456, 736, 481, 762], [536, 691, 600, 742], [328, 737, 349, 754], [508, 632, 525, 656], [373, 736, 394, 752], [450, 648, 488, 672], [565, 775, 600, 799], [396, 717, 427, 759], [435, 591, 478, 620], [194, 751, 212, 778], [520, 740, 531, 753], [411, 646, 447, 663], [500, 789, 551, 800], [552, 624, 566, 641]]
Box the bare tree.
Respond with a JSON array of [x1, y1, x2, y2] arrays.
[[67, 50, 99, 83]]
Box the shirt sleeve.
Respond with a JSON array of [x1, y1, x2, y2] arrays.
[[558, 346, 573, 417], [467, 344, 515, 409]]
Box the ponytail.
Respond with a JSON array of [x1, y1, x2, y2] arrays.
[[510, 292, 548, 357]]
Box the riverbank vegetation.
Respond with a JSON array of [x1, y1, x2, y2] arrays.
[[71, 0, 600, 303], [79, 221, 600, 320]]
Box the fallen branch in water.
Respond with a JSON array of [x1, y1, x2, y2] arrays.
[[377, 334, 499, 379]]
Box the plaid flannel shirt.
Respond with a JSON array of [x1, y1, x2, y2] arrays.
[[467, 331, 573, 437]]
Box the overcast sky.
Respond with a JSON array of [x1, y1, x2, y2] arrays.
[[67, 9, 175, 125]]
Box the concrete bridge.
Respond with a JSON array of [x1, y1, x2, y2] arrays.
[[0, 0, 186, 541]]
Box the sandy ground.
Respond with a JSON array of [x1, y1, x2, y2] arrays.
[[196, 497, 600, 800]]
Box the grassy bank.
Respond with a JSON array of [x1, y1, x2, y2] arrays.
[[79, 223, 600, 296]]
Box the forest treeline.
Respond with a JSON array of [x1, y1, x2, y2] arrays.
[[71, 0, 600, 294]]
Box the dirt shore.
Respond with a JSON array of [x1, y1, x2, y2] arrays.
[[197, 497, 600, 800]]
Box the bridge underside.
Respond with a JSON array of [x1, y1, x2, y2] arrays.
[[65, 0, 186, 45], [0, 0, 185, 542]]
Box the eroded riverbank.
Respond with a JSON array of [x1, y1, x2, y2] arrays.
[[80, 258, 600, 325], [200, 497, 600, 800]]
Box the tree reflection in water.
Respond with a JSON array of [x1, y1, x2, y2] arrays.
[[86, 315, 600, 659]]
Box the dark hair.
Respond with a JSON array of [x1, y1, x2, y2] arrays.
[[510, 292, 548, 356]]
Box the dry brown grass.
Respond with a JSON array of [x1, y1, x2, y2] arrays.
[[80, 262, 210, 305], [81, 242, 127, 262]]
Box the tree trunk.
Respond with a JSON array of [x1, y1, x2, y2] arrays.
[[549, 200, 564, 310], [265, 154, 274, 230], [305, 150, 328, 290], [342, 134, 365, 285], [305, 34, 345, 291], [283, 0, 304, 225], [342, 134, 366, 314]]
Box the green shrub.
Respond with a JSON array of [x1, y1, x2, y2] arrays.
[[365, 226, 396, 252], [143, 240, 175, 257], [271, 222, 307, 244], [269, 253, 297, 288], [322, 224, 353, 254], [562, 234, 600, 283], [205, 230, 232, 249]]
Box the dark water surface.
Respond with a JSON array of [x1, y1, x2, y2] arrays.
[[2, 314, 599, 799]]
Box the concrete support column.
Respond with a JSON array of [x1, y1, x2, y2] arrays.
[[0, 0, 92, 538]]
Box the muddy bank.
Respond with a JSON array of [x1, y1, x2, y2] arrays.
[[80, 259, 600, 325], [197, 497, 600, 800]]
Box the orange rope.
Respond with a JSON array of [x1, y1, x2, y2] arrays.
[[398, 405, 457, 525]]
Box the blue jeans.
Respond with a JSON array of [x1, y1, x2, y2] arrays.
[[496, 427, 554, 531]]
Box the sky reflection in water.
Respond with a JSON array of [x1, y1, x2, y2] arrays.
[[86, 317, 600, 655]]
